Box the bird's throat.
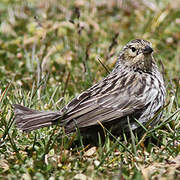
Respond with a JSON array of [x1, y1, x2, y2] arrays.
[[130, 54, 153, 72]]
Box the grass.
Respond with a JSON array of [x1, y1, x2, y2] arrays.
[[0, 0, 180, 179]]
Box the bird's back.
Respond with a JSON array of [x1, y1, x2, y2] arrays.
[[60, 63, 166, 135]]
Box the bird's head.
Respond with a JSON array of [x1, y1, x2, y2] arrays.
[[119, 39, 155, 72]]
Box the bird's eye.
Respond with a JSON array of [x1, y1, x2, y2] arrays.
[[131, 47, 136, 52]]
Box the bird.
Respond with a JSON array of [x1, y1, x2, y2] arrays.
[[14, 39, 166, 139]]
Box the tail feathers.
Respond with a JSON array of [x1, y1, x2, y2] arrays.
[[13, 104, 62, 132]]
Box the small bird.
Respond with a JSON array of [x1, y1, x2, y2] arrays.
[[14, 39, 166, 138]]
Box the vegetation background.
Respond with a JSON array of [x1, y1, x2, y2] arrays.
[[0, 0, 179, 179]]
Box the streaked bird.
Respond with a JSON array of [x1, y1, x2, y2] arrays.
[[14, 39, 166, 138]]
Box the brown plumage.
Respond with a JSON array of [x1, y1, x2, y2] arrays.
[[14, 39, 166, 136]]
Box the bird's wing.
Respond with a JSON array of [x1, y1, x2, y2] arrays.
[[61, 72, 158, 130]]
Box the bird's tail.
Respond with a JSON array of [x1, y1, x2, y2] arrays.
[[13, 104, 62, 132]]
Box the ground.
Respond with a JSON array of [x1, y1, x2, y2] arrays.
[[0, 0, 179, 179]]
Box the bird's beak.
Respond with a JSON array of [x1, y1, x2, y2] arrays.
[[142, 45, 153, 54]]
